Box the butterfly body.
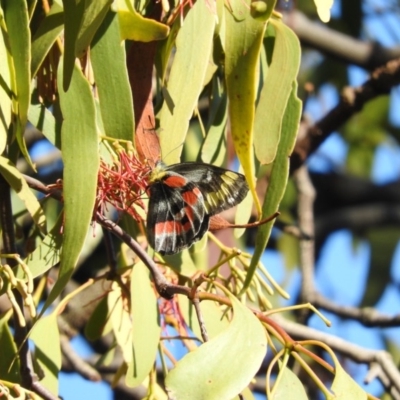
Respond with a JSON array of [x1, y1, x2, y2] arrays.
[[146, 162, 249, 255]]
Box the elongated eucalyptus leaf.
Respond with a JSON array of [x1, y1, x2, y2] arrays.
[[31, 2, 64, 78], [165, 294, 267, 400], [108, 283, 133, 363], [75, 0, 112, 57], [41, 60, 99, 313], [31, 314, 61, 396], [91, 12, 134, 141], [63, 0, 85, 91], [224, 0, 266, 215], [126, 262, 160, 387], [271, 364, 308, 399], [242, 82, 301, 293], [201, 78, 227, 166], [254, 19, 301, 164], [3, 0, 33, 168], [158, 0, 215, 165], [330, 350, 368, 399], [0, 20, 11, 154], [85, 296, 113, 341]]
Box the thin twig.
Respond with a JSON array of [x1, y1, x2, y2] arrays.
[[294, 166, 316, 320], [192, 297, 209, 342]]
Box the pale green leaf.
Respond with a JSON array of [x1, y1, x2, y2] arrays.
[[271, 365, 308, 400], [126, 262, 160, 387], [155, 17, 181, 83], [165, 294, 267, 400], [158, 0, 215, 165], [224, 0, 266, 214], [3, 0, 33, 168], [0, 18, 11, 154], [242, 81, 301, 292], [0, 156, 46, 233], [163, 250, 200, 277], [31, 314, 61, 396], [41, 60, 99, 313], [254, 19, 301, 164], [108, 283, 132, 362], [330, 353, 368, 399], [201, 78, 227, 166], [91, 12, 134, 141]]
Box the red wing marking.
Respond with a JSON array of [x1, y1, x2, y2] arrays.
[[155, 220, 182, 235], [181, 188, 201, 206], [163, 175, 187, 188]]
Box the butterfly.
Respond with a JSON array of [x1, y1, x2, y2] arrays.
[[146, 162, 249, 255]]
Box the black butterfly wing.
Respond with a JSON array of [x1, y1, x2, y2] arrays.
[[147, 179, 209, 255], [164, 163, 249, 216]]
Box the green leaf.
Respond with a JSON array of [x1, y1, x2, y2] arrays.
[[271, 365, 308, 400], [254, 19, 301, 164], [114, 0, 169, 42], [28, 100, 61, 148], [0, 17, 12, 155], [201, 78, 227, 166], [31, 2, 64, 78], [3, 0, 33, 168], [18, 212, 63, 279], [85, 296, 113, 341], [0, 313, 20, 383], [75, 0, 112, 58], [155, 18, 181, 83], [41, 59, 99, 313], [163, 250, 202, 277], [242, 81, 301, 292], [330, 352, 367, 399], [62, 0, 86, 91], [224, 0, 266, 215], [165, 293, 267, 399], [108, 283, 133, 362], [91, 11, 134, 141], [126, 262, 160, 387], [158, 0, 215, 165], [0, 156, 46, 234], [31, 314, 61, 396]]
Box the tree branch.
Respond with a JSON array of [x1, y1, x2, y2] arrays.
[[290, 58, 400, 173]]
